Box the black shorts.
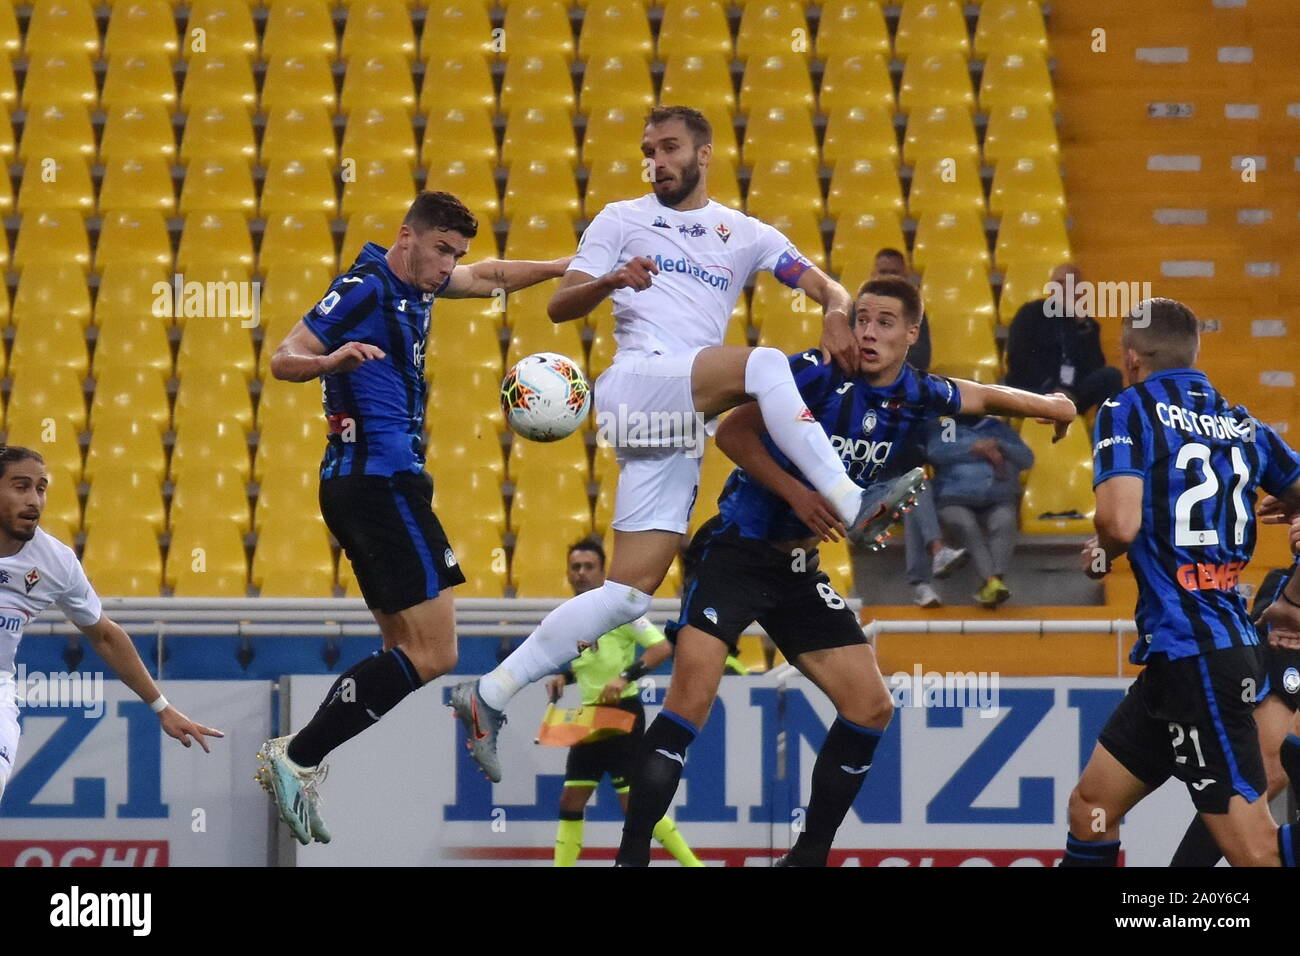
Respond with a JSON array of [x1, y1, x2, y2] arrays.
[[319, 471, 466, 614], [667, 516, 866, 659], [1264, 642, 1300, 712], [1098, 644, 1269, 814], [564, 699, 644, 791]]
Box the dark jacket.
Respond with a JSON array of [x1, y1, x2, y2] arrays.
[[909, 313, 932, 374], [1004, 297, 1107, 394], [924, 416, 1034, 508]]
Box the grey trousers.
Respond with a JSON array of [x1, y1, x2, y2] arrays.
[[937, 501, 1019, 582], [904, 485, 942, 585]]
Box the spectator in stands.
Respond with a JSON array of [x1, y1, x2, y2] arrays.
[[925, 414, 1035, 609], [1005, 263, 1122, 415], [870, 249, 964, 606]]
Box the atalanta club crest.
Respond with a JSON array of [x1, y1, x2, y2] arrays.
[[714, 223, 731, 243], [862, 409, 878, 435]]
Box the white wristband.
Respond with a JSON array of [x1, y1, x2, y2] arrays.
[[149, 695, 169, 714]]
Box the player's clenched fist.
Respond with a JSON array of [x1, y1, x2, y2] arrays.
[[324, 341, 386, 374], [604, 256, 659, 292]]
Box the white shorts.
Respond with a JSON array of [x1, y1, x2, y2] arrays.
[[595, 348, 708, 535], [0, 682, 18, 800]]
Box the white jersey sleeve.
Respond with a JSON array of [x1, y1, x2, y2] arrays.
[[748, 220, 816, 289], [569, 204, 626, 279], [55, 552, 103, 628]]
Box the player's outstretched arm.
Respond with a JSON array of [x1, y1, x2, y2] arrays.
[[77, 615, 224, 752], [714, 403, 846, 541], [795, 267, 857, 377], [954, 380, 1076, 442], [270, 320, 386, 382], [1080, 476, 1143, 579], [547, 258, 660, 321], [441, 256, 571, 299]]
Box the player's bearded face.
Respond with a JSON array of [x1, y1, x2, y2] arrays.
[[0, 461, 47, 543], [853, 294, 917, 378], [652, 153, 702, 206]]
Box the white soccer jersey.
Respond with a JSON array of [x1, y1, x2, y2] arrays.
[[0, 527, 103, 680], [569, 194, 815, 358]]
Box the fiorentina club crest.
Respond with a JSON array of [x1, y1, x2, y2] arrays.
[[714, 222, 731, 243], [0, 570, 8, 585], [24, 568, 39, 594]]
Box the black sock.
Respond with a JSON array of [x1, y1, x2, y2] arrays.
[[1170, 814, 1223, 866], [616, 710, 697, 867], [1282, 734, 1300, 797], [790, 716, 882, 865], [288, 648, 422, 766], [1280, 824, 1299, 867], [1060, 832, 1120, 867]]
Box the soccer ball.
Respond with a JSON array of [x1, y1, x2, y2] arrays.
[[500, 352, 592, 442]]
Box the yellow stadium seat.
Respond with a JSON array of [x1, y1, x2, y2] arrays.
[[82, 520, 162, 596], [182, 0, 259, 60], [1020, 418, 1093, 534], [257, 373, 323, 431], [830, 211, 906, 278], [101, 105, 178, 168], [697, 105, 741, 168], [253, 519, 335, 597], [421, 1, 496, 64], [428, 301, 503, 371], [176, 323, 258, 386], [94, 264, 172, 326], [84, 419, 166, 482], [500, 54, 577, 116], [504, 160, 580, 221], [8, 367, 88, 436], [749, 271, 798, 329], [506, 319, 584, 371], [657, 0, 731, 60], [921, 262, 996, 333], [973, 0, 1048, 58], [95, 213, 172, 276], [421, 55, 496, 116], [97, 156, 176, 216], [17, 158, 94, 215], [91, 366, 170, 434], [995, 209, 1070, 271], [998, 257, 1055, 323], [739, 54, 815, 116], [765, 209, 826, 267], [18, 103, 96, 164], [253, 468, 318, 531], [12, 268, 91, 331], [912, 210, 989, 272], [578, 0, 653, 62], [742, 106, 819, 167], [583, 158, 646, 217], [894, 0, 969, 60], [339, 213, 405, 270], [171, 420, 251, 483], [582, 107, 643, 168], [178, 158, 257, 217], [898, 51, 975, 114], [166, 517, 249, 597], [507, 431, 588, 484], [180, 54, 256, 114], [979, 51, 1053, 111], [93, 315, 172, 381], [592, 477, 616, 535], [41, 466, 82, 541], [424, 158, 499, 222], [988, 156, 1066, 216], [341, 108, 419, 170], [579, 54, 655, 117], [260, 55, 336, 114], [510, 468, 590, 534], [908, 156, 985, 217], [0, 4, 19, 60], [26, 0, 100, 59], [342, 158, 415, 217], [827, 157, 904, 220], [102, 55, 177, 112], [176, 211, 254, 275], [340, 0, 416, 63], [0, 61, 14, 113], [822, 105, 898, 169], [903, 104, 979, 165], [339, 54, 417, 116], [260, 107, 336, 169], [504, 213, 577, 261], [13, 211, 90, 275], [659, 54, 735, 116], [982, 103, 1058, 165], [104, 0, 179, 61], [501, 107, 578, 169], [22, 53, 98, 111], [736, 2, 811, 62], [747, 158, 822, 221], [177, 105, 255, 167], [422, 107, 497, 169], [816, 0, 890, 60], [85, 465, 165, 535], [258, 264, 332, 345], [502, 0, 575, 60], [261, 158, 338, 218], [262, 0, 338, 60], [687, 444, 735, 535], [819, 53, 894, 114], [512, 521, 592, 597], [436, 522, 506, 598], [259, 213, 336, 276], [0, 116, 14, 166]]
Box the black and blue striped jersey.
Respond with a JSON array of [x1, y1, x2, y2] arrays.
[[303, 242, 449, 479], [716, 350, 962, 541], [1092, 368, 1300, 663]]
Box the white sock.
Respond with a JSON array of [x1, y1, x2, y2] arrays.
[[744, 347, 861, 522], [479, 580, 654, 711]]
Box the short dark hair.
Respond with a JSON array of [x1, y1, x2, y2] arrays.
[[0, 445, 45, 480], [874, 247, 907, 265], [568, 536, 606, 568], [856, 276, 922, 325], [404, 190, 478, 237], [646, 105, 712, 148], [1121, 297, 1199, 371]]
